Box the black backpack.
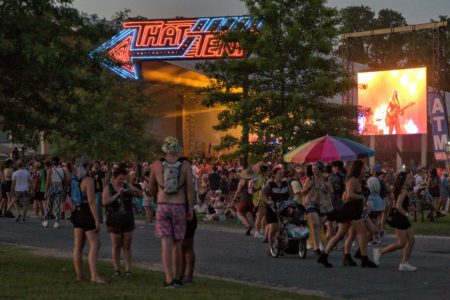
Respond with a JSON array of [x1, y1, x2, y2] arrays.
[[379, 178, 387, 199]]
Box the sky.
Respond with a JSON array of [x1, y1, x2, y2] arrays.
[[72, 0, 449, 24]]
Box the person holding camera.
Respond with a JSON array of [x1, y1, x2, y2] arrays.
[[103, 165, 143, 277]]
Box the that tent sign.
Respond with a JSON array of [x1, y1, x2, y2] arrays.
[[90, 16, 263, 79], [428, 92, 449, 161]]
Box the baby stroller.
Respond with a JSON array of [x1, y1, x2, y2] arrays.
[[269, 200, 310, 259]]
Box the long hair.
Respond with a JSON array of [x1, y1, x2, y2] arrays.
[[346, 160, 364, 182], [393, 172, 408, 198]]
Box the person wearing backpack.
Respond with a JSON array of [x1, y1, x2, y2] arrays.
[[70, 156, 105, 284], [149, 137, 195, 288], [367, 165, 387, 244]]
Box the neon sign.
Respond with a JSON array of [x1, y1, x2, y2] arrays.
[[90, 16, 263, 79]]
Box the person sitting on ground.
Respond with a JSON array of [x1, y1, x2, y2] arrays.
[[204, 190, 226, 221]]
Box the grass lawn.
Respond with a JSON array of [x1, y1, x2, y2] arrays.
[[385, 213, 450, 236], [0, 244, 324, 300]]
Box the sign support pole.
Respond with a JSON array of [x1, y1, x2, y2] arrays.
[[396, 135, 403, 171], [370, 135, 375, 167]]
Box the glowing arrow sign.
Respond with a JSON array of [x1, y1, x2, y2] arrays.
[[90, 16, 263, 79]]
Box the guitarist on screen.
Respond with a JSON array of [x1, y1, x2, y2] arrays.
[[385, 89, 415, 135]]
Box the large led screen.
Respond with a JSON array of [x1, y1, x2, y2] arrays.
[[357, 67, 427, 135]]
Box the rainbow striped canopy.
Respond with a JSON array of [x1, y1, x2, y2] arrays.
[[284, 135, 374, 163]]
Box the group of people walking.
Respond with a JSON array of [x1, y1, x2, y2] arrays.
[[1, 135, 449, 285]]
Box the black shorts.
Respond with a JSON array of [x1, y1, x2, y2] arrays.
[[1, 180, 12, 198], [328, 200, 363, 223], [184, 212, 198, 240], [265, 204, 277, 224], [106, 212, 135, 234], [34, 192, 45, 201], [71, 203, 96, 231], [387, 212, 411, 230]]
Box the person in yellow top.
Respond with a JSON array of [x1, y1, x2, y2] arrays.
[[252, 164, 269, 240]]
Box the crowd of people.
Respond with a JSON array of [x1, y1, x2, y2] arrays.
[[1, 136, 450, 286]]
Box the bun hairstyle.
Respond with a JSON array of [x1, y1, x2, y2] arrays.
[[112, 166, 128, 178], [75, 156, 90, 179]]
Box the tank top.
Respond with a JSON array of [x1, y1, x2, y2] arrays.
[[51, 167, 64, 183], [268, 180, 290, 203], [106, 183, 133, 214]]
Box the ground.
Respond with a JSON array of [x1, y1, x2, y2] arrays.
[[0, 216, 449, 299]]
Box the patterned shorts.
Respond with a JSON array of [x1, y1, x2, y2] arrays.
[[155, 203, 186, 240]]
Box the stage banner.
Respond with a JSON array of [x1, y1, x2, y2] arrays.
[[428, 92, 449, 161]]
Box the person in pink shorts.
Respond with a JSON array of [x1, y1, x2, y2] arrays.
[[150, 137, 195, 288]]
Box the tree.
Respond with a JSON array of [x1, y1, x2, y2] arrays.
[[0, 1, 159, 160], [199, 0, 355, 162]]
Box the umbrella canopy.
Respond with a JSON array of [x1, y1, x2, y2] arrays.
[[284, 135, 374, 163]]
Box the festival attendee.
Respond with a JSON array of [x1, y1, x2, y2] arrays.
[[231, 166, 257, 236], [142, 170, 154, 223], [71, 156, 105, 283], [103, 165, 143, 277], [441, 171, 449, 212], [301, 162, 333, 255], [367, 164, 387, 243], [318, 160, 377, 268], [149, 137, 194, 288], [42, 157, 69, 229], [427, 168, 443, 220], [373, 172, 417, 271], [203, 190, 225, 221], [91, 160, 106, 224], [31, 161, 45, 218], [11, 160, 32, 222], [261, 166, 293, 253], [331, 161, 346, 209], [2, 159, 15, 218], [253, 164, 269, 240], [181, 192, 198, 285], [208, 165, 221, 191]]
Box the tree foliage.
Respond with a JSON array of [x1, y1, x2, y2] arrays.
[[199, 0, 355, 161], [0, 0, 158, 160], [339, 6, 449, 91]]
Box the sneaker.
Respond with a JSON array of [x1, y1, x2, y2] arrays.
[[254, 232, 264, 240], [53, 222, 60, 229], [15, 215, 21, 222], [42, 220, 49, 228], [399, 262, 417, 272], [373, 248, 382, 266], [368, 240, 377, 247], [22, 217, 26, 223], [172, 279, 183, 287], [314, 249, 322, 256]]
